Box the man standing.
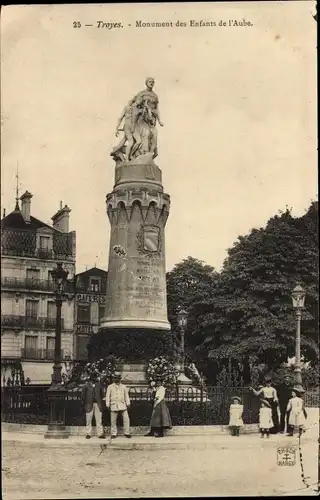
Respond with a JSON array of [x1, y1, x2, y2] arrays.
[[276, 374, 294, 434], [82, 373, 105, 439], [105, 372, 131, 439]]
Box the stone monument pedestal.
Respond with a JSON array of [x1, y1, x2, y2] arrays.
[[97, 157, 173, 387], [100, 159, 170, 332]]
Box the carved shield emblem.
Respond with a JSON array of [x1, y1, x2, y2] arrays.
[[143, 226, 159, 253]]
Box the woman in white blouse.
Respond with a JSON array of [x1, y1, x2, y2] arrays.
[[145, 378, 172, 437], [250, 375, 279, 433]]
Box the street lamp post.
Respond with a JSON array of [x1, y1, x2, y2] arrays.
[[45, 262, 69, 439], [291, 284, 306, 386], [177, 308, 188, 374], [51, 263, 68, 386]]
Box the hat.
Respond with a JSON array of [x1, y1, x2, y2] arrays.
[[292, 385, 306, 394], [261, 399, 271, 408], [231, 395, 241, 402], [113, 371, 122, 379]]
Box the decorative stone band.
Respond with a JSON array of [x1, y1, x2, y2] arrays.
[[106, 190, 170, 227], [100, 318, 171, 330]]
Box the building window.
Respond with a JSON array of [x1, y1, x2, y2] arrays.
[[26, 269, 40, 281], [40, 236, 50, 250], [99, 305, 105, 323], [45, 337, 55, 360], [46, 337, 55, 350], [89, 278, 100, 292], [76, 335, 89, 361], [77, 304, 90, 324], [26, 300, 38, 318], [47, 302, 56, 319], [25, 335, 38, 350]]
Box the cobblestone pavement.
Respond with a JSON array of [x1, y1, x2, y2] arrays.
[[2, 433, 319, 499]]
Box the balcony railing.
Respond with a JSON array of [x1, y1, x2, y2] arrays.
[[2, 277, 55, 291], [1, 315, 65, 330], [1, 277, 75, 294], [21, 348, 65, 361]]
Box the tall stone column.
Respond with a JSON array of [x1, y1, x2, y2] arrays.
[[101, 156, 171, 331]]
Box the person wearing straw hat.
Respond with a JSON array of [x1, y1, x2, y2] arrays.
[[229, 396, 244, 437], [259, 399, 273, 438], [286, 385, 308, 437], [105, 371, 131, 439], [250, 375, 279, 434], [145, 377, 172, 437]]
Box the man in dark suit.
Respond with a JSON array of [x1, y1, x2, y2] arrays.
[[82, 373, 105, 439], [276, 374, 293, 434]]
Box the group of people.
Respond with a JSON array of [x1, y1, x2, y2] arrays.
[[82, 371, 172, 439], [82, 370, 308, 440], [229, 374, 308, 438]]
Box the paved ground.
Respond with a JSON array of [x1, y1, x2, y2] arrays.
[[2, 430, 319, 499]]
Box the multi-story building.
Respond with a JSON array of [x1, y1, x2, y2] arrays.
[[1, 191, 76, 385], [74, 267, 108, 360]]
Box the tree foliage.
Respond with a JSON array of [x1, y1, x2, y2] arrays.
[[196, 202, 319, 367], [166, 257, 218, 360]]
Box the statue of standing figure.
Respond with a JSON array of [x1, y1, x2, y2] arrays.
[[111, 77, 164, 162]]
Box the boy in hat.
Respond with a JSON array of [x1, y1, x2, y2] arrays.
[[229, 396, 244, 436], [259, 399, 273, 438], [105, 371, 131, 438], [82, 372, 105, 439], [286, 386, 308, 437]]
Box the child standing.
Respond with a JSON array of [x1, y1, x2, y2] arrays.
[[259, 399, 273, 438], [286, 386, 308, 437], [229, 396, 244, 436]]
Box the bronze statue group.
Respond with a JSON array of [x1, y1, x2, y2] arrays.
[[229, 374, 308, 438], [82, 372, 172, 439]]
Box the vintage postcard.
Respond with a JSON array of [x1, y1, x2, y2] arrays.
[[1, 2, 318, 498]]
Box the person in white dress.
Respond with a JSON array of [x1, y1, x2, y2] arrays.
[[229, 396, 244, 436], [250, 375, 279, 433], [286, 386, 308, 436], [259, 399, 273, 438]]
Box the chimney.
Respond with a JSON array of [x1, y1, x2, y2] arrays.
[[20, 191, 33, 222], [51, 203, 71, 233]]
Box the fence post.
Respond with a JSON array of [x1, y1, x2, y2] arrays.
[[44, 386, 69, 439]]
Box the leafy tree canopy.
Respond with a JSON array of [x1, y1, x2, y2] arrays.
[[195, 202, 318, 367]]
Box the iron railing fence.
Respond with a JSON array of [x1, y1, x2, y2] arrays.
[[2, 385, 318, 427]]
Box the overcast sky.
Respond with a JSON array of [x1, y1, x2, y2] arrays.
[[1, 2, 317, 274]]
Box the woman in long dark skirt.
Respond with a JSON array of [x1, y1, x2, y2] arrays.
[[145, 378, 172, 437]]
